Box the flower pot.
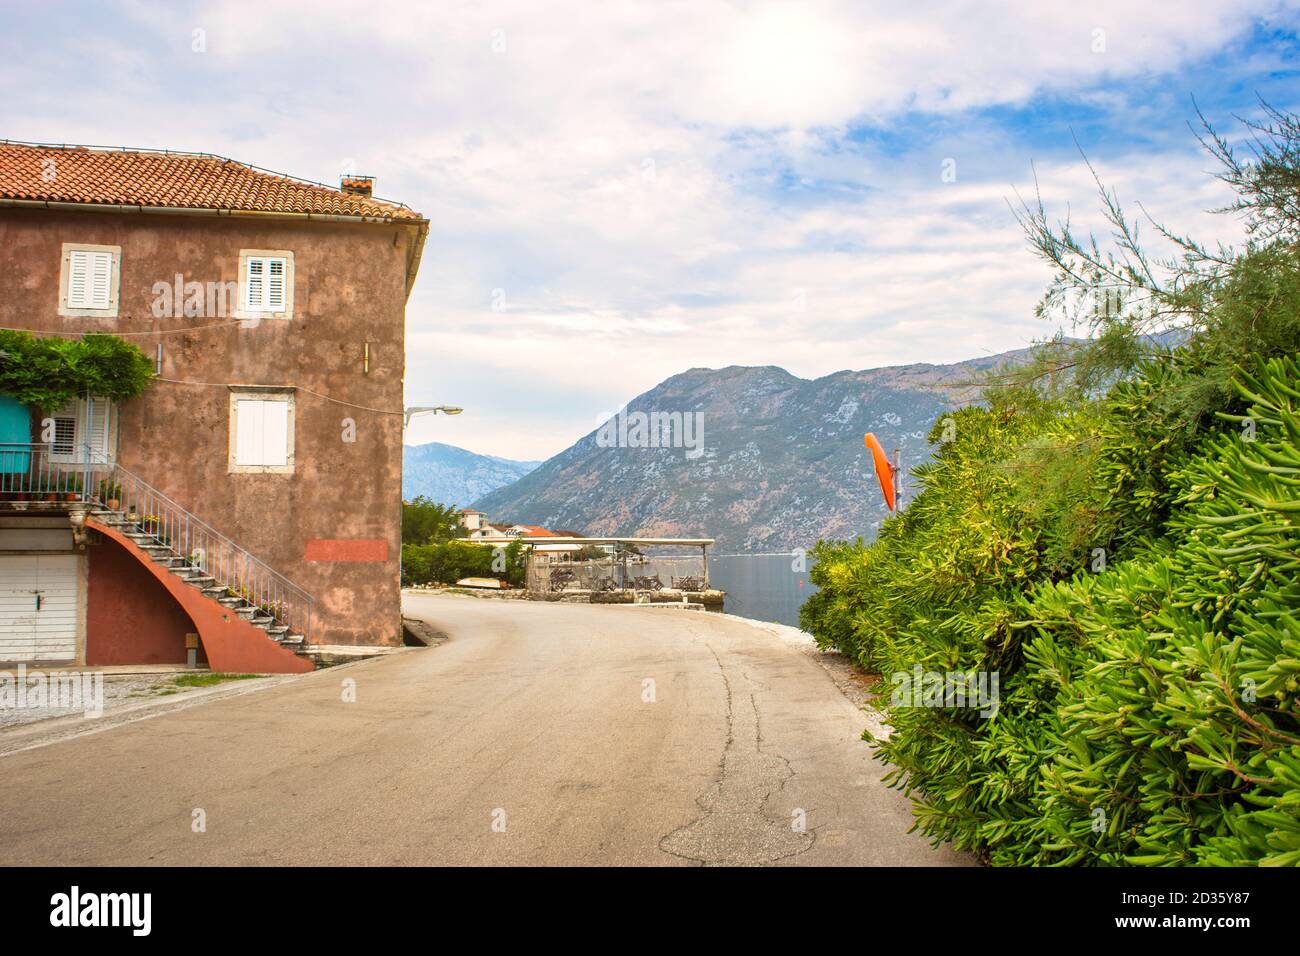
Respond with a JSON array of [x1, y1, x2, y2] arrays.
[[106, 498, 120, 511]]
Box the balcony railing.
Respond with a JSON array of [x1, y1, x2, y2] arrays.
[[0, 442, 315, 642]]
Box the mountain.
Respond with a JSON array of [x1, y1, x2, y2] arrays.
[[470, 348, 1037, 553], [402, 442, 540, 507]]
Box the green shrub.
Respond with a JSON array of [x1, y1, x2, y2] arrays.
[[0, 330, 154, 408], [400, 537, 527, 587], [401, 543, 435, 585], [802, 105, 1300, 866], [804, 353, 1300, 865]]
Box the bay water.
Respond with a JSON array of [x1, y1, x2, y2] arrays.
[[707, 552, 818, 629]]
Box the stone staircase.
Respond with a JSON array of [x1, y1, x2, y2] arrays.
[[92, 508, 313, 664]]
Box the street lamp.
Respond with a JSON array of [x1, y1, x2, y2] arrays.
[[404, 405, 464, 427]]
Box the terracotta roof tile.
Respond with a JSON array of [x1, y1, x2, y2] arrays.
[[0, 141, 423, 221], [516, 525, 558, 537]]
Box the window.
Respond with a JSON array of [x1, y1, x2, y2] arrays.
[[228, 390, 295, 474], [47, 397, 116, 464], [51, 416, 76, 457], [59, 243, 120, 317], [237, 250, 294, 319]]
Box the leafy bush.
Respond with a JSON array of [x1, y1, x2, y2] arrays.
[[401, 538, 527, 587], [802, 105, 1300, 866], [0, 330, 154, 408], [401, 498, 527, 586], [805, 351, 1300, 866]]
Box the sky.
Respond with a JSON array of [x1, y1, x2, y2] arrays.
[[3, 1, 1298, 459]]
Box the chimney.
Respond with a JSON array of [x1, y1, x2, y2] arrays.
[[341, 174, 374, 198]]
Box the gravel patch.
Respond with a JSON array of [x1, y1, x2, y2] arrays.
[[0, 674, 246, 729]]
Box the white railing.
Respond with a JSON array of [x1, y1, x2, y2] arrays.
[[0, 442, 315, 641]]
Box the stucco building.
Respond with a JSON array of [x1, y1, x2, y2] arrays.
[[0, 141, 427, 672]]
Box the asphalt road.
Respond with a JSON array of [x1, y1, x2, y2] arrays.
[[0, 594, 969, 866]]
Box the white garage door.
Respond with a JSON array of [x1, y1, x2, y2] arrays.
[[0, 555, 80, 663]]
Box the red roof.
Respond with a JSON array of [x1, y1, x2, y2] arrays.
[[516, 525, 558, 537], [0, 141, 423, 222]]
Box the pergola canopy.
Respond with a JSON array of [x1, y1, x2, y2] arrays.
[[521, 537, 713, 547]]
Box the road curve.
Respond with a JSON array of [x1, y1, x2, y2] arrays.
[[0, 593, 970, 866]]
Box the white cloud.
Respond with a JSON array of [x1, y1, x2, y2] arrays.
[[2, 0, 1290, 459]]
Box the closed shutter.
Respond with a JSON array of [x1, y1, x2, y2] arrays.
[[89, 252, 112, 307], [261, 399, 289, 465], [83, 398, 113, 462], [267, 259, 286, 310], [235, 398, 290, 466], [244, 256, 288, 312], [235, 399, 264, 464], [67, 250, 114, 309], [245, 257, 265, 310], [67, 253, 89, 307]]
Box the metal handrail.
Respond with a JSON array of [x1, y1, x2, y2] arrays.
[[0, 442, 314, 641]]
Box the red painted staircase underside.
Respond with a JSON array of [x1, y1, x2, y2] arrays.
[[87, 517, 315, 674]]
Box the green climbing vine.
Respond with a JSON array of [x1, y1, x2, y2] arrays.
[[0, 330, 154, 409]]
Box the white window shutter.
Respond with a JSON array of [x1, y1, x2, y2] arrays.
[[235, 398, 289, 466], [88, 252, 112, 308], [245, 258, 265, 310], [67, 251, 113, 309], [267, 259, 285, 310], [243, 255, 289, 313], [236, 400, 264, 465], [67, 252, 89, 307], [84, 398, 112, 462], [261, 399, 289, 465]]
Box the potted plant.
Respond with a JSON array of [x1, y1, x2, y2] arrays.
[[63, 475, 82, 502], [258, 599, 285, 619], [99, 480, 122, 510]]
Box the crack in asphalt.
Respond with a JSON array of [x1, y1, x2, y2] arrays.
[[658, 630, 815, 866]]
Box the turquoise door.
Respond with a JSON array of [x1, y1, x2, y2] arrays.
[[0, 394, 32, 475]]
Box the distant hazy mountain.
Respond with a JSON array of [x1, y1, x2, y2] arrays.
[[471, 348, 1038, 552], [402, 442, 540, 507]]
